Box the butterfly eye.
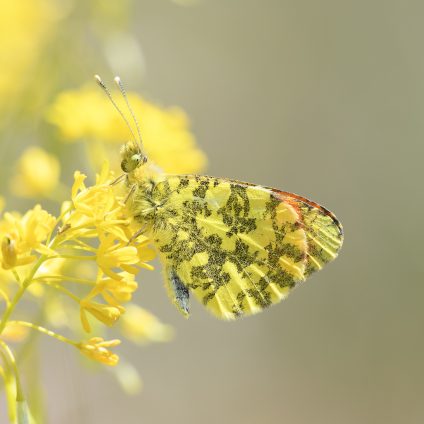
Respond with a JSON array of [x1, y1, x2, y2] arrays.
[[121, 153, 144, 172], [132, 153, 147, 165], [131, 154, 141, 164]]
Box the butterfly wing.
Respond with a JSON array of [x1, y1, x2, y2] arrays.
[[149, 175, 343, 319]]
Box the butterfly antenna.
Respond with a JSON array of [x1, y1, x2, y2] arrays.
[[114, 76, 144, 150], [94, 74, 138, 146]]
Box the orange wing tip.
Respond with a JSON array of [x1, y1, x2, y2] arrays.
[[276, 191, 343, 238]]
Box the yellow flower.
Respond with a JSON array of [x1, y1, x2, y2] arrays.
[[10, 147, 60, 198], [120, 219, 156, 270], [121, 304, 173, 344], [0, 205, 56, 269], [71, 171, 115, 222], [77, 337, 121, 366], [1, 237, 19, 269], [94, 271, 138, 305], [18, 206, 56, 252], [65, 168, 129, 241], [46, 86, 207, 174], [96, 237, 140, 279], [135, 242, 156, 270], [80, 298, 122, 333]]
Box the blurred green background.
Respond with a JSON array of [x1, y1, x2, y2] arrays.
[[1, 0, 423, 423]]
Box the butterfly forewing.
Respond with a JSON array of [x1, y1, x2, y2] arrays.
[[147, 175, 343, 319]]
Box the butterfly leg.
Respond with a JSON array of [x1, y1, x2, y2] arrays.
[[127, 225, 147, 245], [124, 184, 137, 204], [110, 174, 126, 186]]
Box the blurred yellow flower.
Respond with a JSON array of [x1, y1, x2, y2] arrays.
[[10, 147, 60, 198], [121, 304, 173, 344], [112, 360, 143, 395], [2, 323, 29, 343], [0, 0, 59, 117], [78, 337, 121, 366], [46, 85, 207, 174]]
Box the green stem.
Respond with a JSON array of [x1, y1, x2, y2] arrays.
[[64, 240, 97, 252], [0, 340, 25, 402], [46, 204, 74, 246], [44, 282, 81, 303], [32, 275, 96, 285], [0, 350, 17, 423], [0, 254, 47, 335], [0, 286, 26, 336], [57, 254, 96, 261], [12, 269, 21, 285], [7, 321, 77, 347]]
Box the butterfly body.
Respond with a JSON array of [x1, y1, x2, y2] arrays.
[[122, 142, 343, 320]]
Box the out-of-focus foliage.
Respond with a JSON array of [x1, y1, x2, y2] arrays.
[[0, 0, 60, 123]]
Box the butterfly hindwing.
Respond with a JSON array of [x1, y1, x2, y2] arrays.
[[149, 175, 343, 320]]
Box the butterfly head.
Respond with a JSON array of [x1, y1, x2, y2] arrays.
[[120, 142, 147, 173], [94, 75, 148, 174]]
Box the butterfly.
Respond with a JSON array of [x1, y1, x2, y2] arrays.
[[97, 75, 343, 320]]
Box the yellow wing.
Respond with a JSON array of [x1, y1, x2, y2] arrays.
[[148, 175, 343, 320]]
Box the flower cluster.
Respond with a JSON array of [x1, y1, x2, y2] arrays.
[[0, 164, 165, 370]]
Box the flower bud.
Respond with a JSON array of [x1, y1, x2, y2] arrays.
[[1, 236, 17, 269]]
